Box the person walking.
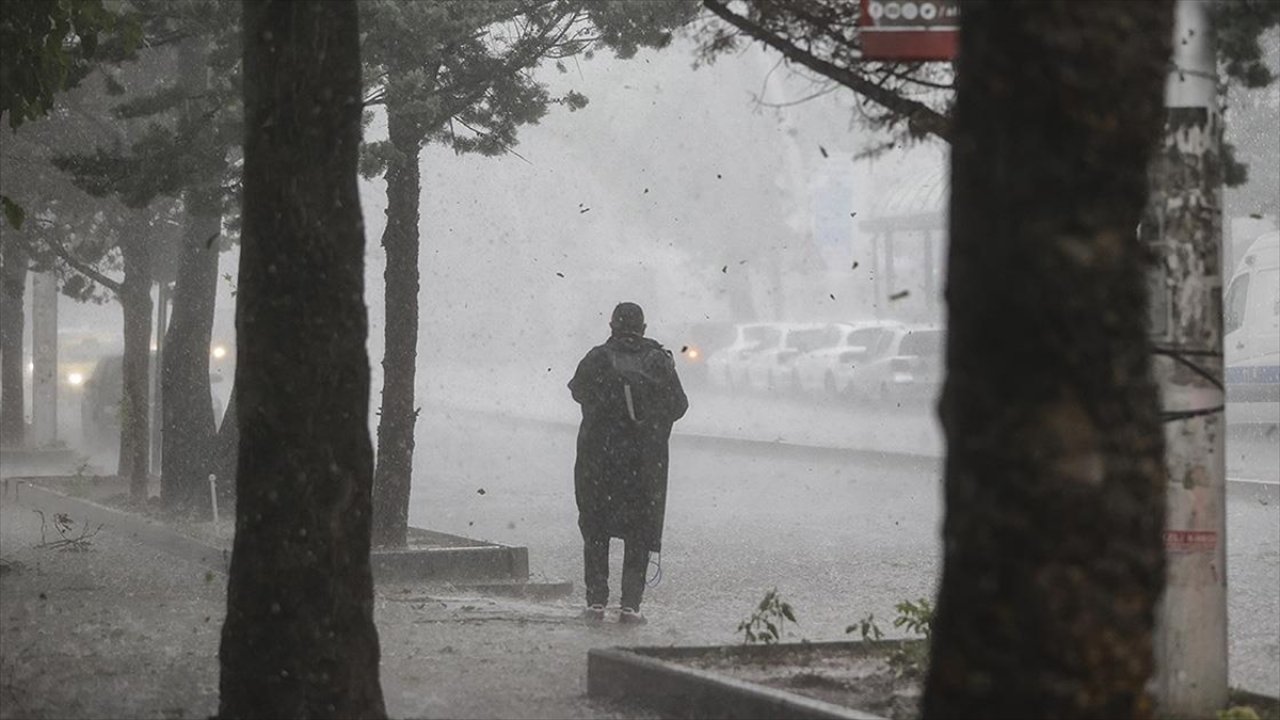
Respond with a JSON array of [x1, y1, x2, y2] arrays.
[[569, 302, 688, 624]]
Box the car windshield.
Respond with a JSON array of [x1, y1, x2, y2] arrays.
[[900, 331, 944, 357], [845, 328, 885, 354], [690, 323, 740, 354], [786, 327, 839, 352], [742, 325, 781, 349]]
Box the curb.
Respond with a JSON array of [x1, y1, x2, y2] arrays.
[[587, 641, 907, 720], [11, 480, 230, 572], [5, 477, 570, 596], [1227, 477, 1280, 504]]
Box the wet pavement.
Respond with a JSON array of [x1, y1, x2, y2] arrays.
[[0, 366, 1273, 718], [415, 389, 1280, 695]]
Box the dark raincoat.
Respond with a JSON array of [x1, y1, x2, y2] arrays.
[[569, 333, 688, 552]]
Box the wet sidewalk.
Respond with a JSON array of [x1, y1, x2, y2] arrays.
[[0, 502, 670, 719]]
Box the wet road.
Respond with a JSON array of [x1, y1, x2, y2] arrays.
[[412, 405, 1278, 694]]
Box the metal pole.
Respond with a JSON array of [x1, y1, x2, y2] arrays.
[[1150, 2, 1228, 716]]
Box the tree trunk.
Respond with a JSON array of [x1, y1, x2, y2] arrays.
[[922, 3, 1172, 718], [209, 380, 238, 503], [0, 237, 27, 447], [370, 105, 424, 548], [160, 194, 220, 515], [219, 1, 385, 717], [118, 235, 153, 503]]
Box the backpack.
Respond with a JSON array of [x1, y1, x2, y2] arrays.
[[603, 345, 664, 423]]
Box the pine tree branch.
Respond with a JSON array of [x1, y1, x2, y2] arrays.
[[20, 226, 124, 295], [702, 0, 953, 143]]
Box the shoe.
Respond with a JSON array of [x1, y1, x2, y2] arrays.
[[582, 604, 605, 621], [619, 607, 647, 625]]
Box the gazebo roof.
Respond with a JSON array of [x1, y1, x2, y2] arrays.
[[860, 162, 948, 233]]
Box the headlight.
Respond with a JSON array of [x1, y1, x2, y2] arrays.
[[67, 372, 85, 386], [211, 345, 228, 360]]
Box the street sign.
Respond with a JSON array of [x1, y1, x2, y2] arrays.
[[858, 0, 959, 61]]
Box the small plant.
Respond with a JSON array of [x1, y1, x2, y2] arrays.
[[846, 613, 884, 642], [847, 597, 935, 678], [892, 598, 933, 639], [737, 588, 798, 645], [1218, 707, 1260, 720]]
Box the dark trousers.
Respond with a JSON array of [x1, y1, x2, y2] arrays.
[[582, 530, 648, 610]]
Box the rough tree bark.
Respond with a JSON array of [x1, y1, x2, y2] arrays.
[[218, 0, 386, 716], [118, 234, 153, 503], [160, 39, 222, 516], [370, 103, 424, 548], [922, 2, 1172, 718], [160, 202, 219, 512], [0, 237, 27, 447]]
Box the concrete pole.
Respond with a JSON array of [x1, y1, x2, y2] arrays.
[[30, 272, 58, 447], [1149, 1, 1229, 716]]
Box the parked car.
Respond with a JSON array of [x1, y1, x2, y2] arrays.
[[888, 326, 946, 404], [81, 355, 125, 449], [793, 320, 904, 396], [669, 321, 741, 387], [741, 323, 845, 393], [843, 324, 944, 404], [81, 349, 230, 449], [706, 323, 784, 390], [1224, 231, 1279, 425]]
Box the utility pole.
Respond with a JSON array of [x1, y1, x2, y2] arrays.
[[1148, 1, 1229, 716]]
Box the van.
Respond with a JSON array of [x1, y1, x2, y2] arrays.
[[1224, 231, 1279, 425]]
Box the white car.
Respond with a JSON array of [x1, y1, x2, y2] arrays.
[[793, 320, 905, 396], [706, 323, 785, 390], [1224, 231, 1279, 425], [888, 326, 947, 404], [741, 323, 846, 393], [844, 324, 945, 404]]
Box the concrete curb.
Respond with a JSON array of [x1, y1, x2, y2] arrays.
[[587, 641, 913, 720], [4, 477, 570, 597], [10, 480, 231, 572], [1227, 477, 1280, 504]]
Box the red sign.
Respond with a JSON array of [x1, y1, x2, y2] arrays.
[[1163, 530, 1218, 554], [858, 0, 960, 61]]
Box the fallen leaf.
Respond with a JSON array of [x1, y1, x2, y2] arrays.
[[889, 290, 910, 301], [851, 261, 860, 270], [819, 145, 829, 158], [477, 488, 486, 495]]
